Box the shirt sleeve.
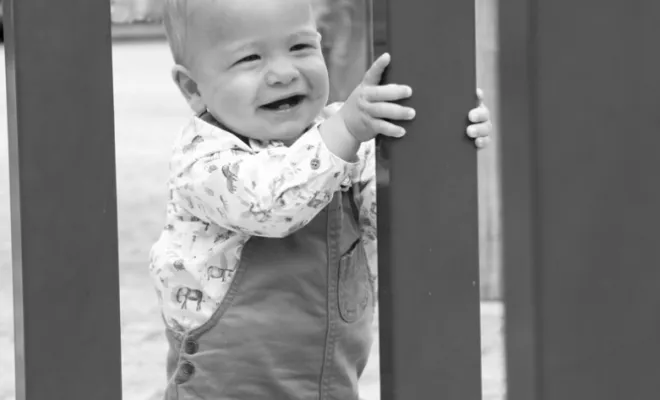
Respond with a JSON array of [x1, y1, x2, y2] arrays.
[[353, 140, 378, 282], [172, 120, 358, 238], [321, 101, 379, 282]]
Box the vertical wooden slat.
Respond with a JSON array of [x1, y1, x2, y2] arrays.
[[500, 0, 660, 399], [374, 0, 482, 398], [475, 0, 502, 300], [498, 0, 538, 397], [6, 0, 123, 399]]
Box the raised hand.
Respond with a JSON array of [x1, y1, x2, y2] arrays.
[[337, 53, 416, 142]]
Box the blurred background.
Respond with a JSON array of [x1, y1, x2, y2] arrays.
[[0, 0, 503, 399]]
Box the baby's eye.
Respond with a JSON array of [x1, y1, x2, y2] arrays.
[[236, 54, 260, 64], [290, 43, 315, 52]]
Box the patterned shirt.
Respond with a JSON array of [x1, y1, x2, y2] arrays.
[[149, 103, 378, 332]]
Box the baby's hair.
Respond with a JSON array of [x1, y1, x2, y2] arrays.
[[163, 0, 319, 66], [163, 0, 191, 65]]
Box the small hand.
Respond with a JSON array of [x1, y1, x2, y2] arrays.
[[466, 88, 493, 149], [337, 53, 416, 142]]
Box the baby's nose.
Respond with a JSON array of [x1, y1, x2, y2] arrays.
[[265, 60, 299, 86]]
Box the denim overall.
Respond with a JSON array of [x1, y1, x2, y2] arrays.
[[163, 188, 376, 399]]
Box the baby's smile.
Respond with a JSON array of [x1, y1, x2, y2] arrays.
[[259, 94, 307, 112]]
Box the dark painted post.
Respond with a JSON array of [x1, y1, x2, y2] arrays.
[[499, 1, 660, 399], [6, 0, 123, 399], [374, 0, 482, 399]]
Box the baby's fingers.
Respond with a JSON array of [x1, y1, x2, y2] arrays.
[[468, 104, 490, 123], [467, 121, 492, 138], [363, 101, 416, 121], [364, 84, 412, 102], [475, 136, 491, 149], [370, 119, 407, 138], [476, 88, 485, 104], [362, 53, 391, 86]]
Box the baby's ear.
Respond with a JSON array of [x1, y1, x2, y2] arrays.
[[172, 65, 206, 114]]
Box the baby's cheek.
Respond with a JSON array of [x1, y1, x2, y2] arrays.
[[217, 80, 258, 114], [302, 57, 330, 96]]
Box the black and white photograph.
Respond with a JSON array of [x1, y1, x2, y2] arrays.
[[0, 0, 658, 399]]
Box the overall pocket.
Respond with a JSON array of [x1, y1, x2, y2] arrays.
[[337, 240, 371, 323]]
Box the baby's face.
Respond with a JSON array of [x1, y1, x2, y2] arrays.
[[187, 0, 329, 142]]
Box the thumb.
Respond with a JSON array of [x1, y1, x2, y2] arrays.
[[362, 53, 391, 86], [476, 88, 485, 105]]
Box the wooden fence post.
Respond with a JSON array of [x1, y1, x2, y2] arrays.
[[374, 0, 483, 398], [499, 0, 660, 399], [6, 0, 123, 399]]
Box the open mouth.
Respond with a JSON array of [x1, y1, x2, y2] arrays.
[[260, 94, 306, 111]]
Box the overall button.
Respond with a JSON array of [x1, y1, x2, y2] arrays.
[[184, 339, 198, 355], [175, 361, 196, 384]]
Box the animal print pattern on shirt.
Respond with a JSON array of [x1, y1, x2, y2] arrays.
[[149, 103, 378, 331]]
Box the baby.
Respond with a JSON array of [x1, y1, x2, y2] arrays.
[[150, 0, 492, 398]]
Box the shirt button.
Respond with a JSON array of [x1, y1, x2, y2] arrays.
[[310, 158, 320, 170], [184, 339, 198, 355]]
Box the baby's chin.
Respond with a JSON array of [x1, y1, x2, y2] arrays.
[[264, 115, 320, 145], [272, 124, 314, 146], [230, 122, 310, 146], [222, 100, 325, 145]]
